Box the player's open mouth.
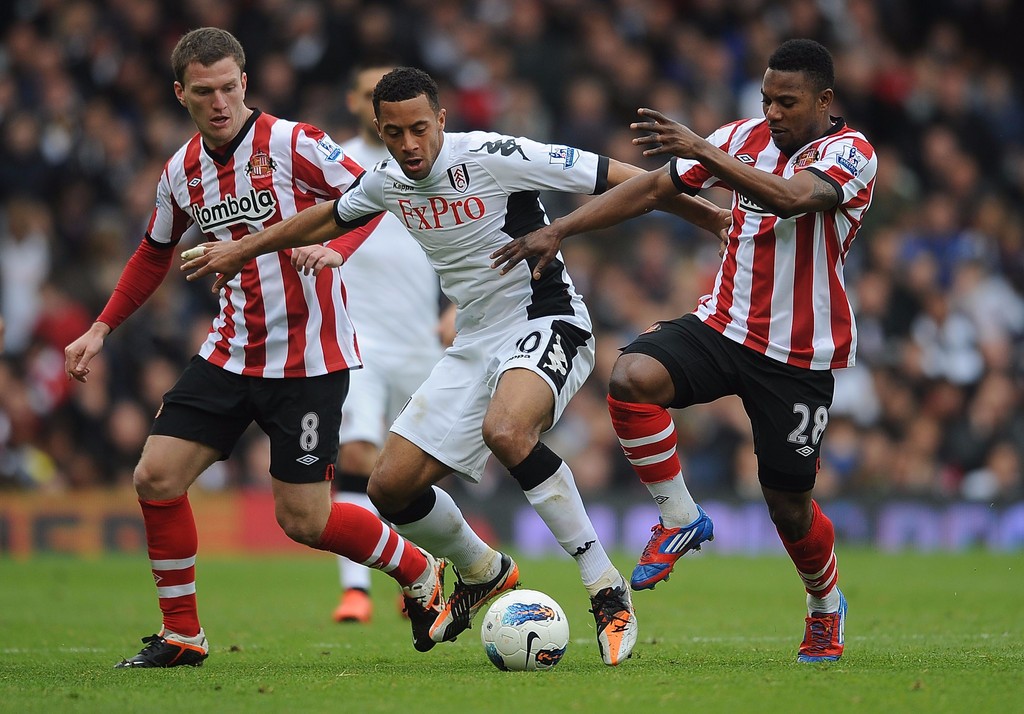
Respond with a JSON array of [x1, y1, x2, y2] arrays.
[[405, 158, 423, 170], [210, 116, 229, 128]]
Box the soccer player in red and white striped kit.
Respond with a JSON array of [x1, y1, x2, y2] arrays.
[[492, 39, 876, 662], [63, 28, 445, 668]]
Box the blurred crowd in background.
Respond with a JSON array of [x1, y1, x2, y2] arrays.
[[1, 0, 1022, 506]]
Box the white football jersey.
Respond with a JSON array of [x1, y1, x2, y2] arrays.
[[333, 132, 607, 336], [338, 135, 440, 355]]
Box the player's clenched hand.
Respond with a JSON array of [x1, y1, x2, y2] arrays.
[[64, 322, 109, 383], [291, 245, 343, 276], [490, 225, 561, 280], [631, 108, 704, 160], [181, 241, 247, 292]]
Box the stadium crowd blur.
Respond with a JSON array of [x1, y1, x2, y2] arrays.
[[1, 0, 1022, 506]]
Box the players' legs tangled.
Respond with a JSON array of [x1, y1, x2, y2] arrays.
[[370, 434, 510, 648], [484, 368, 636, 665]]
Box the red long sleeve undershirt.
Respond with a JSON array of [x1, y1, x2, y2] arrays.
[[96, 237, 175, 331], [324, 211, 384, 262]]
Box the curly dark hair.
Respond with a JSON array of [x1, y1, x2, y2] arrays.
[[171, 27, 246, 84], [372, 67, 440, 117], [768, 39, 834, 92]]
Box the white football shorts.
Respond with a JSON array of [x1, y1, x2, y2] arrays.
[[339, 343, 441, 447], [390, 317, 595, 483]]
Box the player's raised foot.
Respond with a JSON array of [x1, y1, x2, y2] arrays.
[[114, 628, 209, 668], [333, 588, 372, 623], [630, 505, 715, 591], [430, 552, 519, 644], [797, 590, 847, 663], [590, 577, 638, 666], [402, 550, 448, 652]]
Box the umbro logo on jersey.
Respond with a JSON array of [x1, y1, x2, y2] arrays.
[[470, 139, 530, 160], [188, 177, 202, 187], [447, 163, 471, 192], [295, 454, 320, 466], [191, 189, 277, 231], [737, 153, 755, 164]]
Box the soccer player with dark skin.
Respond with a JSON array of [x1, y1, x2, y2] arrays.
[[491, 39, 877, 662]]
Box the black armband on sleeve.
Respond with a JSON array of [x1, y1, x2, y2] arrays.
[[804, 167, 843, 206], [668, 162, 700, 196], [143, 232, 180, 249], [593, 155, 610, 194]]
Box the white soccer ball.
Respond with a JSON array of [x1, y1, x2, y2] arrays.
[[480, 589, 569, 672]]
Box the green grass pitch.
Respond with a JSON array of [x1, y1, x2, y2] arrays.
[[1, 549, 1021, 713]]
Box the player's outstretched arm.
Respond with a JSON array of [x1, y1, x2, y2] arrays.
[[632, 108, 837, 218], [182, 201, 340, 291], [491, 168, 688, 278]]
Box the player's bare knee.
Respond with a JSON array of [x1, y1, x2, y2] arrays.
[[482, 418, 532, 466], [366, 471, 408, 514], [764, 492, 813, 541], [276, 510, 321, 546], [609, 355, 660, 403], [132, 462, 179, 500]]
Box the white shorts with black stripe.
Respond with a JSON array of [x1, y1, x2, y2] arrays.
[[389, 316, 595, 483]]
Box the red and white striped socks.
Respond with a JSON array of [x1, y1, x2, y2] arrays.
[[779, 500, 841, 614], [607, 395, 699, 527], [316, 501, 428, 587], [140, 494, 200, 638]]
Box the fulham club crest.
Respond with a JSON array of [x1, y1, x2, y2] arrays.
[[246, 150, 277, 178], [447, 163, 470, 192]]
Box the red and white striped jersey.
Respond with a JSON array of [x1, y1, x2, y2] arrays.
[[148, 110, 366, 377], [671, 117, 876, 370]]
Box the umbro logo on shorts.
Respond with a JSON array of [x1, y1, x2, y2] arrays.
[[295, 454, 320, 465], [795, 446, 815, 457]]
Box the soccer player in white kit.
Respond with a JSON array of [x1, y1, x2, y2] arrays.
[[294, 63, 446, 624], [184, 67, 727, 665]]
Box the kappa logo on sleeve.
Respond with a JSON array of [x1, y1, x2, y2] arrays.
[[470, 139, 530, 160]]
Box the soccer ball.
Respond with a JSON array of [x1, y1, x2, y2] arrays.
[[480, 589, 569, 671]]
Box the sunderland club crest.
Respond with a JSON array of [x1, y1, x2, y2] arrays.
[[246, 150, 277, 178]]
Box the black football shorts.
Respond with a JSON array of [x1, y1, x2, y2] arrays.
[[622, 314, 835, 492], [151, 355, 348, 484]]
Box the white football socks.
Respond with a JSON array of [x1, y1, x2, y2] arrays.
[[645, 473, 699, 527]]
